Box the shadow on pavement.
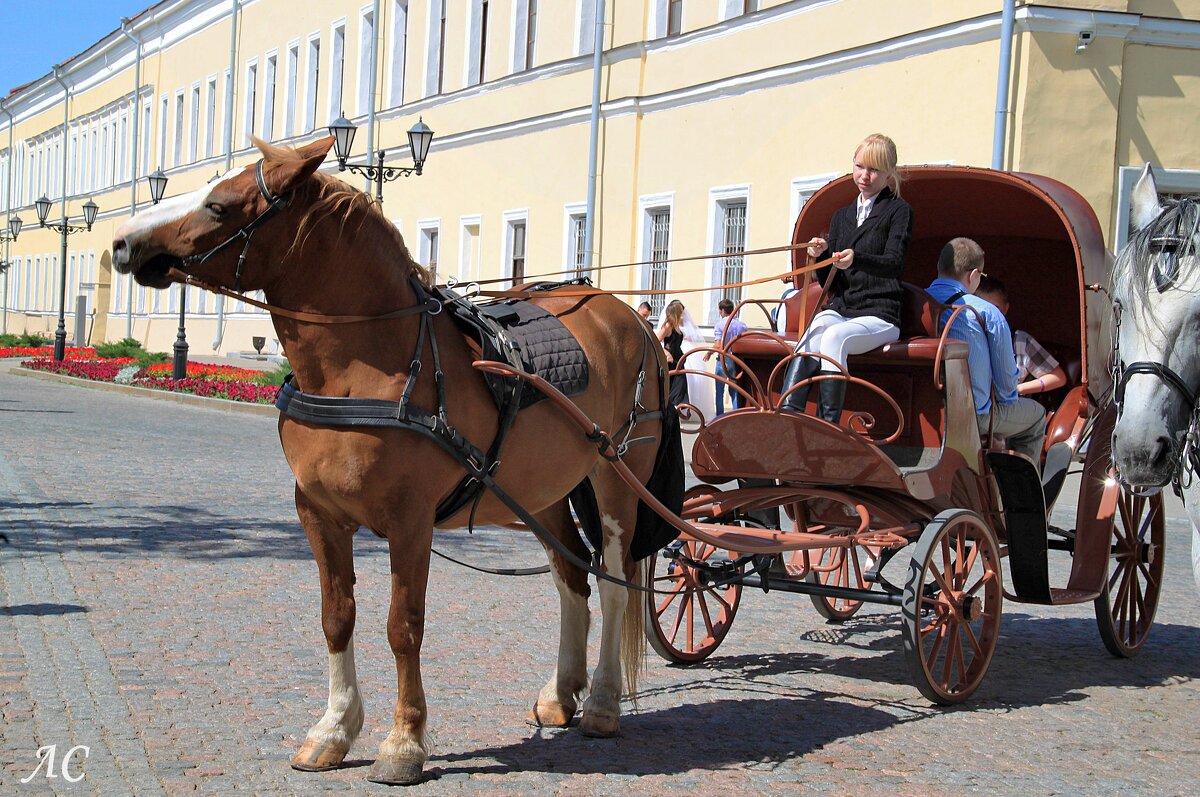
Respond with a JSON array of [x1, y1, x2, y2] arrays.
[[2, 602, 89, 616]]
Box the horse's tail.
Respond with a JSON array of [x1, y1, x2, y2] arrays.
[[622, 557, 647, 706]]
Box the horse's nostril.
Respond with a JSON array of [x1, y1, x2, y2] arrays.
[[1151, 437, 1172, 468], [113, 238, 127, 254]]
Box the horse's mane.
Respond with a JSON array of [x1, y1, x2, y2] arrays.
[[1113, 194, 1200, 312], [254, 138, 433, 288]]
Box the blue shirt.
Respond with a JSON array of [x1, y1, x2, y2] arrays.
[[713, 315, 749, 371], [926, 277, 1019, 414]]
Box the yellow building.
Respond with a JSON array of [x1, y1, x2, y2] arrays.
[[2, 0, 1199, 355]]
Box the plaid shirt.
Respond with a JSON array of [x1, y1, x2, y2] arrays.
[[1013, 330, 1059, 381]]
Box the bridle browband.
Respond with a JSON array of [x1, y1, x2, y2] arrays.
[[180, 160, 292, 293], [167, 158, 441, 324]]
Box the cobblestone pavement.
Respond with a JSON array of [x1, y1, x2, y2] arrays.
[[2, 366, 1199, 796]]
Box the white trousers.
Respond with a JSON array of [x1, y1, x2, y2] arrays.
[[796, 310, 900, 372]]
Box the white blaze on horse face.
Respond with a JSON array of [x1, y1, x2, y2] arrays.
[[114, 167, 246, 245]]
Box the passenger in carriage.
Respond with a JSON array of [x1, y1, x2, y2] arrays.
[[779, 133, 913, 423], [974, 276, 1069, 397], [927, 238, 1047, 467]]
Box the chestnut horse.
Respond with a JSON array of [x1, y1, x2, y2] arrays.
[[112, 137, 668, 785]]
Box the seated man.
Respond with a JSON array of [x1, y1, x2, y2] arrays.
[[927, 238, 1046, 466], [975, 276, 1069, 397]]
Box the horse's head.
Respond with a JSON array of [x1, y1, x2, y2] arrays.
[[1111, 163, 1200, 487], [112, 137, 333, 292]]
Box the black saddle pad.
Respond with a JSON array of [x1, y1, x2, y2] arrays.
[[474, 298, 589, 409]]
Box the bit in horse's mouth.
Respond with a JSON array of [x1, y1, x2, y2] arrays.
[[135, 253, 184, 288]]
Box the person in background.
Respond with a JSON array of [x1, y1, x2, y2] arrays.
[[975, 276, 1068, 397], [704, 298, 749, 416], [636, 301, 653, 322], [657, 300, 694, 408], [927, 238, 1046, 466], [779, 133, 913, 423]]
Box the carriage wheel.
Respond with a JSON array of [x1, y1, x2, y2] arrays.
[[901, 510, 1003, 705], [646, 538, 743, 664], [1093, 484, 1165, 657], [805, 539, 878, 622]]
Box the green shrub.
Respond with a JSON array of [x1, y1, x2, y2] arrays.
[[94, 338, 169, 368], [252, 360, 293, 386]]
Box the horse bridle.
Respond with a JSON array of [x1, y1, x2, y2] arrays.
[[179, 159, 292, 293]]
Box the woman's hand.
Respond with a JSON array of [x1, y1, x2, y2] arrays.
[[832, 249, 855, 269], [807, 237, 827, 258]]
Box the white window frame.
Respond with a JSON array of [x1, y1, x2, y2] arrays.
[[562, 201, 590, 279], [459, 214, 483, 282], [141, 100, 152, 177], [576, 0, 597, 56], [720, 0, 758, 22], [387, 1, 409, 107], [638, 192, 675, 315], [172, 91, 185, 167], [706, 184, 751, 323], [417, 218, 441, 281], [358, 6, 374, 115], [466, 0, 489, 87], [244, 58, 259, 143], [425, 0, 447, 97], [305, 32, 322, 133], [263, 51, 278, 140], [205, 76, 218, 157], [330, 20, 347, 118], [502, 209, 529, 283], [1114, 165, 1200, 252], [789, 173, 839, 228], [189, 84, 201, 163], [510, 0, 536, 73], [284, 43, 299, 137]]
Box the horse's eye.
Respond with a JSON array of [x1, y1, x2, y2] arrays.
[[206, 202, 226, 217]]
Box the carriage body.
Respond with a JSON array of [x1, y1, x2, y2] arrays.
[[649, 167, 1164, 703]]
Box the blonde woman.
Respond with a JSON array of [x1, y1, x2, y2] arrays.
[[780, 133, 913, 423], [657, 299, 700, 408]]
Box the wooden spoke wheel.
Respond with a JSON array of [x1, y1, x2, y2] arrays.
[[1094, 484, 1165, 657], [646, 538, 743, 664], [901, 510, 1003, 705], [805, 539, 879, 622]]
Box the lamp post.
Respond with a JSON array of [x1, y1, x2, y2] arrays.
[[327, 115, 434, 202], [0, 216, 21, 280], [145, 169, 189, 380], [36, 196, 97, 362]]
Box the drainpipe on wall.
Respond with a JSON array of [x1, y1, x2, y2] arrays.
[[582, 0, 606, 276], [992, 0, 1016, 170], [120, 16, 143, 339], [212, 0, 240, 352], [1, 100, 13, 335], [52, 67, 72, 349], [365, 0, 380, 195]]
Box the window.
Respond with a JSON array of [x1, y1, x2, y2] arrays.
[[460, 217, 482, 281], [504, 213, 528, 284], [142, 101, 152, 176], [70, 133, 79, 194], [668, 0, 683, 36], [284, 44, 299, 137], [173, 92, 184, 167], [721, 0, 757, 18], [467, 0, 490, 86], [306, 34, 321, 132], [717, 201, 747, 306], [330, 23, 346, 117], [263, 55, 277, 140], [566, 210, 588, 278], [189, 86, 200, 162], [648, 209, 670, 315], [388, 1, 408, 107], [524, 0, 537, 70], [419, 223, 440, 282], [245, 60, 258, 142], [205, 78, 217, 157], [221, 69, 231, 154], [426, 0, 447, 96], [577, 0, 597, 55], [358, 10, 374, 115]]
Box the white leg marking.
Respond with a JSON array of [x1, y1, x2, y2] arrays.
[[539, 560, 590, 707], [307, 638, 364, 748], [586, 514, 630, 717]]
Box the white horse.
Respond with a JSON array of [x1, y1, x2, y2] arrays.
[[1110, 163, 1200, 591]]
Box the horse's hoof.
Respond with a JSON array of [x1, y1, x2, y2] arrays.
[[579, 712, 620, 738], [291, 739, 349, 772], [367, 757, 425, 786], [527, 701, 575, 727]]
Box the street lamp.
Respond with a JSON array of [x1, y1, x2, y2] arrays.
[[0, 215, 22, 244], [327, 114, 434, 202], [36, 196, 98, 362], [146, 169, 188, 379]]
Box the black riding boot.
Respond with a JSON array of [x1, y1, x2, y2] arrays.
[[817, 379, 847, 425], [780, 356, 819, 412]]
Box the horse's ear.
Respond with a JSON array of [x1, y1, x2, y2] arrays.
[[1130, 162, 1163, 232], [259, 136, 334, 196]]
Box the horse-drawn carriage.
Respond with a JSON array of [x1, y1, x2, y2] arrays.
[[645, 166, 1163, 703], [112, 140, 1168, 784]]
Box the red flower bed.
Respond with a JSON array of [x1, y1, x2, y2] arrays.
[[20, 355, 281, 405], [144, 362, 263, 382], [135, 376, 279, 404], [1, 346, 98, 359], [20, 357, 138, 381]]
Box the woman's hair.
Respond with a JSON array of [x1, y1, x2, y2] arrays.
[[855, 133, 901, 196], [664, 300, 684, 328]]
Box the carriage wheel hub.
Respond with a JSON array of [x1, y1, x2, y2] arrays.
[[960, 595, 983, 622]]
